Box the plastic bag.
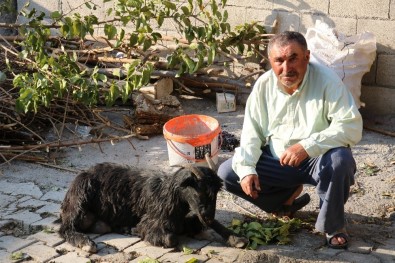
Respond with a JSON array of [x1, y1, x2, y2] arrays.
[[305, 21, 377, 108]]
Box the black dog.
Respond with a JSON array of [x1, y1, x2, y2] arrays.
[[59, 162, 248, 252]]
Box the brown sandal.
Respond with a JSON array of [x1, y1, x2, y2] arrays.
[[272, 193, 311, 217]]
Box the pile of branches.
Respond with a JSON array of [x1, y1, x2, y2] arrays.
[[0, 0, 273, 164]]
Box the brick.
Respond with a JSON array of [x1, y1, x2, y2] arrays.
[[358, 19, 395, 53], [124, 241, 174, 258], [0, 181, 42, 199], [330, 0, 390, 19], [360, 85, 395, 115], [275, 10, 301, 32], [300, 15, 357, 36], [0, 235, 37, 253], [28, 230, 64, 247], [40, 190, 66, 203], [244, 8, 277, 33], [376, 54, 395, 86], [94, 233, 141, 251], [177, 236, 211, 251], [226, 0, 273, 9], [273, 0, 329, 14], [391, 1, 395, 19], [18, 241, 60, 262], [61, 0, 109, 22], [50, 251, 90, 263], [17, 0, 60, 14], [362, 58, 377, 85]]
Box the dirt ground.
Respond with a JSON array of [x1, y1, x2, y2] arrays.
[[1, 94, 394, 260]]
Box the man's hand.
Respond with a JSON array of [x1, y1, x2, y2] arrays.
[[280, 143, 309, 167], [240, 174, 261, 199]]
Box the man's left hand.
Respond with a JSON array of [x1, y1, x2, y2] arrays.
[[280, 143, 309, 167]]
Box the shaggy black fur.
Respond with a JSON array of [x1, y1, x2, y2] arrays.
[[59, 162, 247, 253]]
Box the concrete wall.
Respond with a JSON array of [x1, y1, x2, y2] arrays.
[[16, 0, 395, 116]]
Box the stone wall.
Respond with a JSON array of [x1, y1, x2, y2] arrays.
[[16, 0, 395, 116]]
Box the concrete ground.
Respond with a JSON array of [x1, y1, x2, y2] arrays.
[[0, 95, 394, 263]]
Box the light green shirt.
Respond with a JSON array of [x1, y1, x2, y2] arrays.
[[232, 62, 363, 181]]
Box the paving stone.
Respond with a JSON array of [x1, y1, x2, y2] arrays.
[[0, 181, 42, 199], [0, 235, 37, 253], [40, 190, 66, 203], [124, 240, 174, 258], [0, 250, 12, 263], [200, 242, 242, 262], [28, 230, 64, 247], [94, 233, 141, 251], [177, 236, 211, 251], [50, 251, 91, 263], [0, 193, 17, 208], [54, 242, 90, 257], [36, 203, 61, 216], [17, 198, 52, 209], [18, 241, 60, 262], [338, 251, 381, 263], [90, 246, 134, 262], [348, 239, 374, 254], [158, 251, 209, 263], [4, 209, 43, 229], [30, 216, 60, 232]]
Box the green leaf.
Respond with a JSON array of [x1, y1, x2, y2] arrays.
[[51, 11, 62, 19], [185, 258, 198, 263], [104, 24, 117, 40], [157, 13, 164, 27], [163, 1, 177, 10], [183, 246, 194, 255], [181, 6, 190, 15]]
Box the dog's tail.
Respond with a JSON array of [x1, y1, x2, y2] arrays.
[[59, 224, 97, 253]]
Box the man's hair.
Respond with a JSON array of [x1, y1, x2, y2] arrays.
[[267, 31, 308, 56]]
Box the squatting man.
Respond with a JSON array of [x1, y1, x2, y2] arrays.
[[218, 31, 363, 249]]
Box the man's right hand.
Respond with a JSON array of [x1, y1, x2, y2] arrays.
[[240, 174, 261, 199]]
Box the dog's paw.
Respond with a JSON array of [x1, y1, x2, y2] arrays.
[[81, 242, 97, 253], [227, 235, 248, 248]]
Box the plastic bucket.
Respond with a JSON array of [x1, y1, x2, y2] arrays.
[[163, 114, 221, 166]]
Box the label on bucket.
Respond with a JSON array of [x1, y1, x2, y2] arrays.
[[166, 135, 219, 166]]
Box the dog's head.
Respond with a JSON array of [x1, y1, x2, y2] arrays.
[[176, 165, 222, 226]]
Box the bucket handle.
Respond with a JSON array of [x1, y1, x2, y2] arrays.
[[166, 134, 223, 162]]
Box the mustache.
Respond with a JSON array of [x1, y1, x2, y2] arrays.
[[280, 71, 297, 78]]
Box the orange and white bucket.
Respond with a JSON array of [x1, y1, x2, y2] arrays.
[[163, 114, 221, 167]]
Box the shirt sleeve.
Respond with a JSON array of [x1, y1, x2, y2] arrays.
[[231, 80, 268, 181], [299, 78, 363, 157]]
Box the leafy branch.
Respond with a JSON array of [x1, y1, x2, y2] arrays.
[[1, 0, 270, 113]]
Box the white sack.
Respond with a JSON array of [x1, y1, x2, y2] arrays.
[[305, 21, 377, 108]]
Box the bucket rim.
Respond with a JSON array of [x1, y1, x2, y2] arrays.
[[163, 114, 221, 146]]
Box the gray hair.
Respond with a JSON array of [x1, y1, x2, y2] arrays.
[[267, 31, 308, 56]]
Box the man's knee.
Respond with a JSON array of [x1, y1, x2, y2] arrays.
[[328, 147, 356, 173], [217, 158, 234, 182]]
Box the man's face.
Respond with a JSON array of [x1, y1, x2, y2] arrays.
[[269, 41, 310, 90]]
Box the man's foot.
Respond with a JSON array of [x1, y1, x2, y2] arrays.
[[272, 193, 311, 217], [326, 229, 349, 249]]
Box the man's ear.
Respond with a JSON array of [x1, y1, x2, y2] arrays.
[[305, 50, 310, 62]]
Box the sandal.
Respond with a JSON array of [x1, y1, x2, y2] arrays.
[[273, 193, 311, 217], [326, 230, 349, 249]]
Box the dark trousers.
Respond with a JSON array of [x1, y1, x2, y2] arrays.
[[217, 146, 356, 234]]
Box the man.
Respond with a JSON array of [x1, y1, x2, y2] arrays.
[[218, 31, 363, 249]]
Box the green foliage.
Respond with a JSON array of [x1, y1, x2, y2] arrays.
[[230, 217, 302, 250], [10, 0, 266, 113]]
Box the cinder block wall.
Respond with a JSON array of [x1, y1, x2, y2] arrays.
[[17, 0, 395, 116]]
